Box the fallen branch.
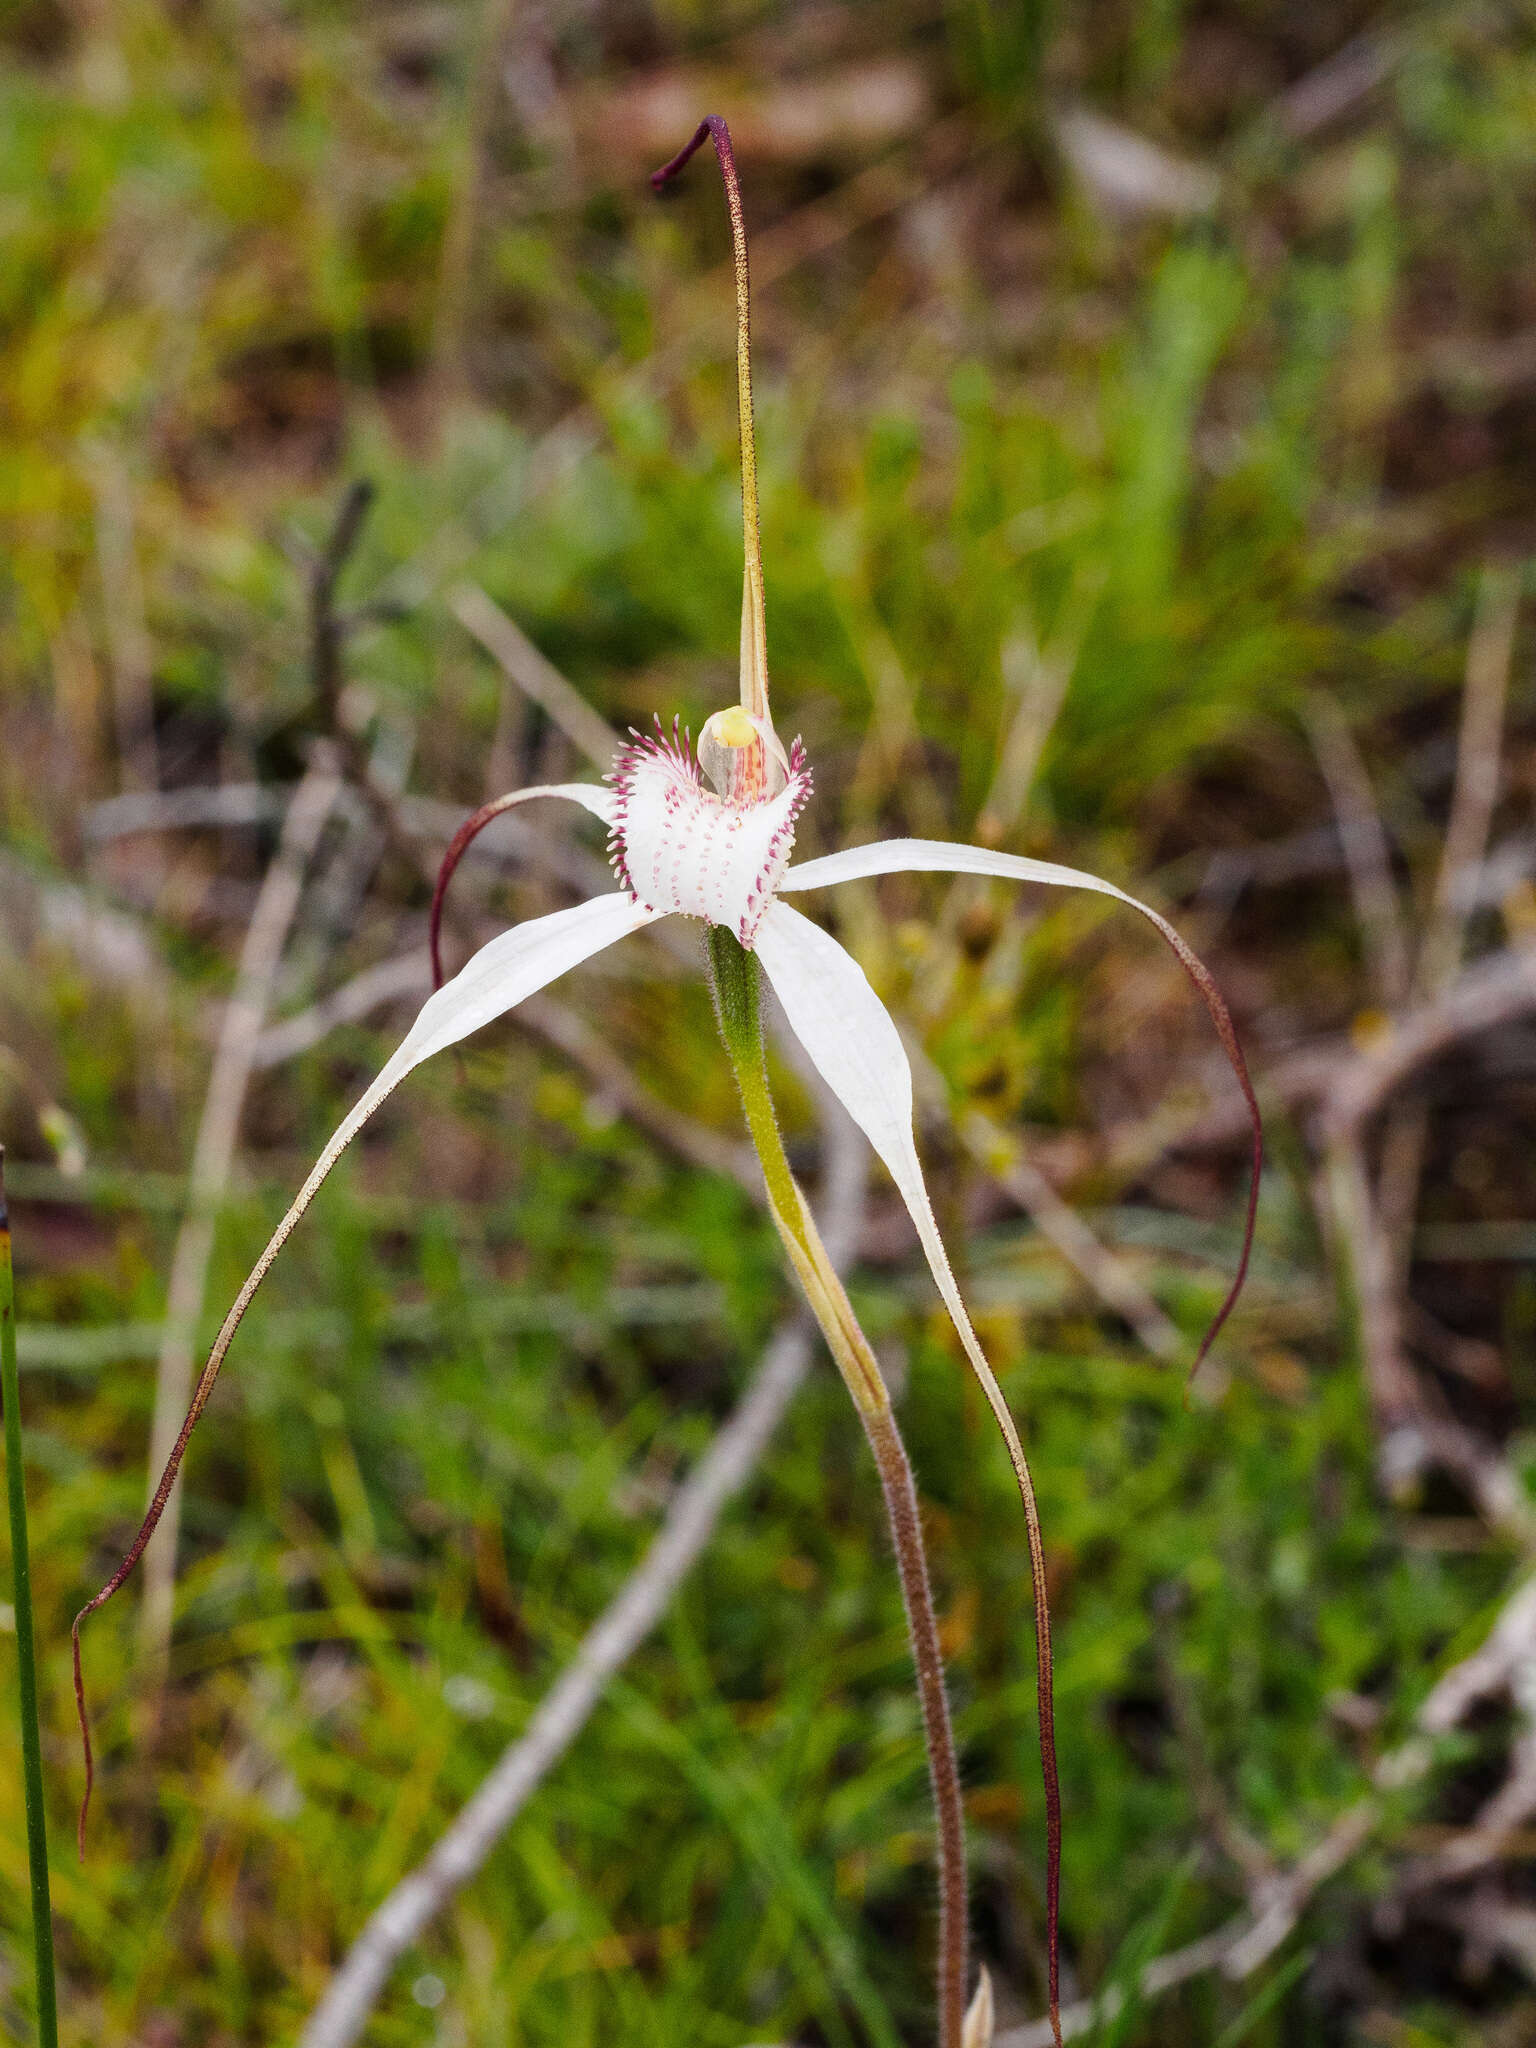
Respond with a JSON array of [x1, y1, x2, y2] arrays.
[[250, 947, 434, 1069]]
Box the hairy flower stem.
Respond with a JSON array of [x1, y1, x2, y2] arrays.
[[1, 1153, 60, 2048], [706, 928, 968, 2048]]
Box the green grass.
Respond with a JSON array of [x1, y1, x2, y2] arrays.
[[4, 1, 1536, 2042]]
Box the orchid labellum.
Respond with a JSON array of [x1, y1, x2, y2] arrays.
[[76, 116, 1260, 2048]]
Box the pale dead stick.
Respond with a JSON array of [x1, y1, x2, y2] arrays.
[[1320, 941, 1536, 1452], [1318, 1132, 1421, 1439], [1327, 940, 1536, 1166], [85, 783, 612, 906], [250, 943, 761, 1194], [136, 749, 344, 1667], [1374, 565, 1520, 1304], [446, 583, 621, 774], [1301, 703, 1418, 1426], [1138, 924, 1536, 1176], [1259, 698, 1414, 1437], [1303, 693, 1410, 1012], [998, 1569, 1536, 2045], [443, 584, 693, 960], [1419, 564, 1521, 1003], [297, 1107, 868, 2048], [1310, 570, 1520, 1442]]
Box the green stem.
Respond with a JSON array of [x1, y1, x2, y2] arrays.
[[1, 1151, 60, 2048], [706, 925, 802, 1233], [706, 929, 969, 2048]]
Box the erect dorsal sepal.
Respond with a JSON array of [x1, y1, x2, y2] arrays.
[[650, 117, 771, 728]]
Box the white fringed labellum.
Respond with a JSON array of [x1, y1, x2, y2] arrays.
[[607, 712, 811, 946]]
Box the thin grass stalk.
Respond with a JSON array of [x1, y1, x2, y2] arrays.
[[1, 1150, 60, 2048], [705, 926, 969, 2048]]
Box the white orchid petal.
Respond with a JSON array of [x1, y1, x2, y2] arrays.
[[754, 901, 1038, 1491], [191, 895, 656, 1423], [778, 833, 1260, 1379], [397, 892, 657, 1072], [783, 834, 1154, 907], [754, 897, 1061, 1940], [524, 782, 618, 825], [71, 889, 662, 1785], [962, 1967, 995, 2048]]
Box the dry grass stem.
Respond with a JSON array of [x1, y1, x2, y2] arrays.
[[1304, 694, 1410, 1008], [298, 1111, 868, 2048], [1421, 564, 1520, 1000], [448, 584, 622, 774], [136, 752, 343, 1665], [88, 450, 159, 797]]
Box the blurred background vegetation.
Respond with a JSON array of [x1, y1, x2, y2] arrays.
[[4, 1, 1536, 2042]]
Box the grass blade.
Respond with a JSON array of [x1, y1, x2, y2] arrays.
[[2, 1150, 60, 2047]]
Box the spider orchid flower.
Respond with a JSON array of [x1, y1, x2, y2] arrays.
[[74, 117, 1260, 2048]]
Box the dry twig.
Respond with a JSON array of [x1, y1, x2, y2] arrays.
[[1373, 568, 1521, 1322], [998, 1568, 1536, 2045], [959, 1110, 1183, 1363], [1421, 565, 1520, 1001], [1304, 695, 1410, 1010], [447, 582, 629, 775]]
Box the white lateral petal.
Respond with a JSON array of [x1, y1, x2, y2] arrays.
[[782, 834, 1151, 912], [391, 892, 655, 1074], [754, 901, 1037, 1485], [778, 833, 1262, 1380], [506, 781, 618, 825], [201, 892, 659, 1367]]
